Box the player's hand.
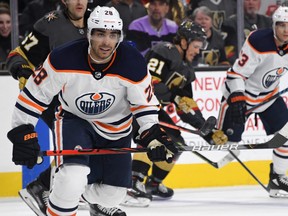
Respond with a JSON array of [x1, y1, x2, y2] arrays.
[[17, 64, 34, 90], [138, 124, 178, 163], [211, 130, 228, 145], [7, 124, 40, 169], [175, 96, 198, 113], [227, 92, 246, 124]]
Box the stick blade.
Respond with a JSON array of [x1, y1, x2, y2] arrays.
[[199, 116, 217, 136]]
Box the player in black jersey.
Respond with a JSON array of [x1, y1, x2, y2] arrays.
[[122, 20, 228, 207]]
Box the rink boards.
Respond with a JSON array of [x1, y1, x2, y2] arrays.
[[1, 70, 287, 197]]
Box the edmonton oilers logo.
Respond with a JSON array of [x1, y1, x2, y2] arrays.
[[76, 92, 115, 115], [262, 67, 288, 88]]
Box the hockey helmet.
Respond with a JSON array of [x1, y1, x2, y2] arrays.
[[87, 6, 123, 43], [272, 6, 288, 26], [175, 20, 208, 50]]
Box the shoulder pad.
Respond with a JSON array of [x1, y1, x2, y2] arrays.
[[247, 29, 275, 52]]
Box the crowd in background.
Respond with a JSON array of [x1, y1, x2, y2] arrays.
[[0, 0, 286, 69]]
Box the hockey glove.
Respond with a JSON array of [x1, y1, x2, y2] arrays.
[[7, 124, 40, 169], [202, 129, 228, 145], [227, 92, 247, 124], [175, 96, 198, 113], [17, 64, 34, 90], [211, 130, 228, 145], [138, 124, 178, 163]]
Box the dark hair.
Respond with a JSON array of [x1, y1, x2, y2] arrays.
[[0, 2, 10, 15]]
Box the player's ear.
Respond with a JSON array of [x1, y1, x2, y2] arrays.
[[180, 38, 188, 50]]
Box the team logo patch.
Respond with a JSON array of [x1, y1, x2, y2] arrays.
[[45, 12, 58, 22], [76, 92, 115, 115], [211, 10, 225, 30], [262, 67, 288, 88]]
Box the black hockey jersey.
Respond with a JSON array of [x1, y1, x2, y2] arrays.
[[145, 41, 196, 105], [7, 9, 88, 79]]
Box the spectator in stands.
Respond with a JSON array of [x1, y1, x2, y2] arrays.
[[187, 0, 237, 30], [0, 0, 29, 13], [221, 0, 272, 64], [19, 0, 62, 37], [0, 3, 12, 65], [106, 0, 147, 37], [126, 0, 178, 56], [94, 0, 115, 6], [166, 0, 185, 26], [190, 6, 230, 66]]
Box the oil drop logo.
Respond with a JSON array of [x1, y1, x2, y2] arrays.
[[76, 92, 115, 115]]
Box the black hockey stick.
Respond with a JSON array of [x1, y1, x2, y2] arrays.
[[174, 96, 240, 169], [159, 119, 239, 168], [159, 116, 216, 136], [245, 87, 288, 115], [228, 150, 269, 192]]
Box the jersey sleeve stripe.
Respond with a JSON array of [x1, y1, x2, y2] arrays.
[[227, 70, 247, 80], [15, 103, 40, 118], [18, 94, 46, 112], [23, 88, 50, 108]]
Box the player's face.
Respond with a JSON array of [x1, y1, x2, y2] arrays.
[[148, 1, 169, 24], [0, 13, 11, 37], [275, 22, 288, 45], [185, 40, 203, 63], [64, 0, 87, 20], [89, 29, 120, 62]]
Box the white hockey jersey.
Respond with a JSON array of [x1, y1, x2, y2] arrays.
[[11, 39, 160, 140], [223, 28, 288, 113]]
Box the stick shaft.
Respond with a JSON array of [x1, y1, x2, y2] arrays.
[[159, 121, 201, 135], [39, 134, 285, 157]]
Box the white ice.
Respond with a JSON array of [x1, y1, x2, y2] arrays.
[[1, 186, 287, 216]]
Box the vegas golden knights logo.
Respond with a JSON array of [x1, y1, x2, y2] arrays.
[[211, 10, 225, 30], [202, 50, 220, 66]]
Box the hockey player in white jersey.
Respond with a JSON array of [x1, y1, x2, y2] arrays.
[[6, 6, 178, 216], [218, 6, 288, 197]]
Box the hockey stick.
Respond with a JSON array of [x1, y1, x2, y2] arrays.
[[159, 116, 240, 168], [228, 150, 269, 192], [171, 98, 239, 168], [159, 120, 239, 168], [245, 87, 288, 115], [191, 150, 239, 168], [159, 116, 216, 136], [38, 123, 288, 157], [37, 136, 283, 158]]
